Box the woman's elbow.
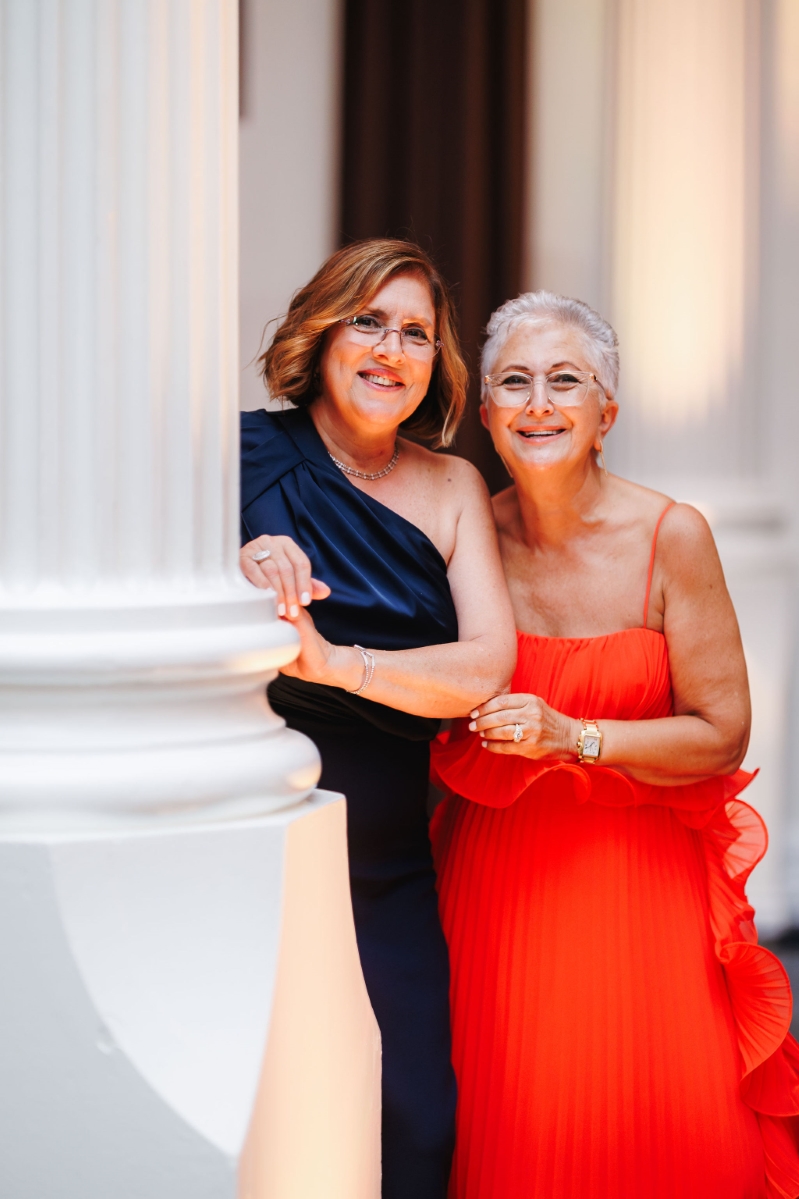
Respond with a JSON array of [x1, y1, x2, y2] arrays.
[[724, 737, 749, 774], [470, 640, 516, 705], [715, 721, 750, 775]]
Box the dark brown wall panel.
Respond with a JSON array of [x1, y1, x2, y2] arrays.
[[340, 0, 527, 492]]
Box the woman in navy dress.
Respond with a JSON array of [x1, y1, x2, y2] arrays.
[[240, 240, 516, 1198]]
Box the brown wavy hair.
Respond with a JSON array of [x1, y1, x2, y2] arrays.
[[257, 239, 468, 448]]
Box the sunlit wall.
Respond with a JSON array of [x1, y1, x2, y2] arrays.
[[611, 0, 754, 438]]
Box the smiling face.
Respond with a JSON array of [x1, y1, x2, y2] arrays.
[[482, 320, 618, 480], [316, 271, 437, 437]]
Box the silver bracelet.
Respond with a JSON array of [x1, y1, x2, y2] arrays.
[[348, 645, 375, 696]]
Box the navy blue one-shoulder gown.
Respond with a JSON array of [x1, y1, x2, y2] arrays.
[[241, 407, 457, 1198]]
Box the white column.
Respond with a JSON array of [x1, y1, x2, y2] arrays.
[[528, 0, 797, 935], [0, 4, 381, 1194], [0, 0, 319, 827]]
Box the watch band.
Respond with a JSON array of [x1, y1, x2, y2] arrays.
[[576, 718, 602, 764]]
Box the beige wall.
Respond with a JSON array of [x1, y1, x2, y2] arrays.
[[526, 0, 609, 314], [239, 0, 342, 411]]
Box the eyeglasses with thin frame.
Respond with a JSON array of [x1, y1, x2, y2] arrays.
[[340, 314, 441, 359], [483, 369, 602, 409]]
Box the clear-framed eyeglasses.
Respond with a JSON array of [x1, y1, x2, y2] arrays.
[[340, 314, 441, 359], [483, 369, 602, 409]]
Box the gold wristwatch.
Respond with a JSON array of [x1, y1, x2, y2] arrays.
[[576, 719, 602, 764]]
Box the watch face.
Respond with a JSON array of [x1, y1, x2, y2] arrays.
[[583, 734, 601, 758]]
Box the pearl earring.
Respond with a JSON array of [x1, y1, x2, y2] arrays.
[[596, 442, 608, 475]]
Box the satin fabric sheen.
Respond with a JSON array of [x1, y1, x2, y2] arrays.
[[431, 628, 799, 1199], [241, 407, 459, 1199], [241, 408, 458, 656]]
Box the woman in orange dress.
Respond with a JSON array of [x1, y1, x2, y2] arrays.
[[430, 291, 799, 1199]]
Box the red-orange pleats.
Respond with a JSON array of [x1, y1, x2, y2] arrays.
[[431, 630, 799, 1199]]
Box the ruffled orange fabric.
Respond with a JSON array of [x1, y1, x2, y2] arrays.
[[431, 630, 799, 1199]]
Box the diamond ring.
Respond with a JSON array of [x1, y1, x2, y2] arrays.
[[513, 723, 523, 743], [251, 549, 271, 562]]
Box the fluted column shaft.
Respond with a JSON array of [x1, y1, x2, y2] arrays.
[[2, 0, 241, 588], [0, 0, 319, 829]]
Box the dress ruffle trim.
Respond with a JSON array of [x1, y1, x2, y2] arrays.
[[694, 796, 799, 1197], [431, 730, 799, 1197]]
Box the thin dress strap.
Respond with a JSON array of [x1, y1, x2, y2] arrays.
[[643, 502, 676, 628]]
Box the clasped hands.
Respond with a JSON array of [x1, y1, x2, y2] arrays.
[[468, 693, 582, 761]]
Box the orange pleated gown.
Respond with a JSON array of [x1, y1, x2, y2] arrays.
[[431, 621, 799, 1198]]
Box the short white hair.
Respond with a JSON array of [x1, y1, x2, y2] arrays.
[[481, 290, 620, 398]]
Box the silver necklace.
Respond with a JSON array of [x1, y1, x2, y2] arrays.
[[328, 444, 399, 480]]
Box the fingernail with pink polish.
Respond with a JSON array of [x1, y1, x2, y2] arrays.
[[470, 710, 479, 719], [300, 591, 311, 606], [289, 604, 299, 618], [481, 740, 487, 748], [469, 722, 476, 731], [277, 602, 286, 616]]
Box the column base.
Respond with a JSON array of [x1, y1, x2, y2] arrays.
[[0, 792, 381, 1199]]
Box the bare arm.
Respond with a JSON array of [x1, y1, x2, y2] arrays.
[[277, 462, 517, 717], [471, 505, 751, 784]]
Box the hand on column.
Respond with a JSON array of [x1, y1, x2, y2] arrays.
[[241, 536, 331, 618]]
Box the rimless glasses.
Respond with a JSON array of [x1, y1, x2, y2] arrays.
[[340, 314, 441, 359], [484, 369, 602, 408]]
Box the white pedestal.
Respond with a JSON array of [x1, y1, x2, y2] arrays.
[[0, 791, 381, 1199]]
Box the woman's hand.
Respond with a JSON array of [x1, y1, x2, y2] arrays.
[[240, 535, 331, 618], [469, 693, 580, 760], [278, 607, 363, 691]]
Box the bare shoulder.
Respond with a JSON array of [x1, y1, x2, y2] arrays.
[[608, 476, 718, 563], [656, 501, 721, 577], [656, 500, 715, 551], [610, 475, 674, 522], [399, 440, 488, 499]]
